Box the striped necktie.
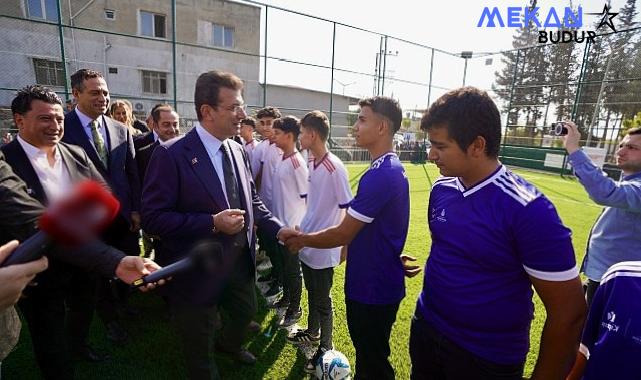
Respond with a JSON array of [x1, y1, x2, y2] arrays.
[[90, 119, 108, 165]]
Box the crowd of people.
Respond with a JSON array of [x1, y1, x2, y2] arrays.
[[0, 68, 639, 380]]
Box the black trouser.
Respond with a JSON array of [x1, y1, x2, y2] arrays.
[[302, 263, 334, 349], [171, 252, 256, 380], [585, 279, 600, 307], [257, 227, 281, 285], [345, 299, 399, 380], [280, 244, 301, 313], [18, 267, 75, 380], [409, 312, 524, 380], [65, 271, 98, 354]]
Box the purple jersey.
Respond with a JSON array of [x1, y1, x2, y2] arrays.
[[417, 165, 577, 364], [346, 152, 410, 305], [580, 261, 641, 380]]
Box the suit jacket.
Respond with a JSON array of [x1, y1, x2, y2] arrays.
[[1, 141, 125, 277], [136, 140, 159, 187], [142, 128, 283, 305], [62, 110, 140, 225], [134, 131, 155, 151]]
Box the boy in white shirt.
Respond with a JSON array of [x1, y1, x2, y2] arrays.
[[271, 116, 308, 327], [239, 117, 257, 162], [286, 111, 353, 372]]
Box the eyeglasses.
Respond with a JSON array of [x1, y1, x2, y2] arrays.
[[219, 104, 247, 114]]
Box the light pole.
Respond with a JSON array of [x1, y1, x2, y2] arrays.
[[461, 51, 473, 86]]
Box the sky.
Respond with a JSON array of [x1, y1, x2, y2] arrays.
[[253, 0, 637, 112]]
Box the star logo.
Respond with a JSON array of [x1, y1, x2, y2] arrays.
[[587, 4, 619, 32]]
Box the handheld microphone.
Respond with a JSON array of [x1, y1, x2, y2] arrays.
[[131, 240, 222, 288], [1, 180, 120, 267]]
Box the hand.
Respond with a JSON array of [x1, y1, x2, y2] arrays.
[[0, 240, 48, 311], [115, 256, 164, 292], [213, 209, 246, 235], [276, 226, 301, 244], [401, 253, 422, 278], [130, 212, 141, 232], [561, 121, 581, 154]]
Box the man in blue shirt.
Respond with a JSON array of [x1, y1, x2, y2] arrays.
[[285, 96, 410, 380], [563, 123, 641, 306], [412, 87, 586, 380], [566, 261, 641, 380]]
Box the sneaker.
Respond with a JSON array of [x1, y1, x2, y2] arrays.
[[279, 308, 302, 328], [269, 296, 290, 309], [304, 346, 328, 373], [287, 329, 320, 344], [264, 284, 282, 298]]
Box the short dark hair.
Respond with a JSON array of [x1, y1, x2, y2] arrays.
[[300, 110, 330, 141], [241, 117, 256, 128], [358, 96, 403, 134], [11, 85, 62, 115], [194, 71, 243, 121], [70, 69, 104, 91], [626, 127, 641, 136], [255, 106, 281, 120], [272, 116, 300, 139], [151, 104, 174, 123], [421, 87, 501, 158]]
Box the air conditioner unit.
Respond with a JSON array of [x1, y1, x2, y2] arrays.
[[134, 102, 145, 111]]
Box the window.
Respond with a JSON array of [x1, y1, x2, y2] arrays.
[[33, 58, 65, 86], [104, 9, 115, 20], [140, 11, 166, 38], [142, 71, 167, 94], [26, 0, 58, 22], [212, 23, 234, 48]]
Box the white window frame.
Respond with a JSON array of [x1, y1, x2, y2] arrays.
[[33, 58, 65, 87], [26, 0, 58, 22], [139, 10, 167, 39], [104, 9, 116, 20], [211, 23, 234, 48], [141, 70, 168, 95]]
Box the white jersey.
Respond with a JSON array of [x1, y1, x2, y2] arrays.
[[300, 152, 353, 269], [272, 150, 308, 227], [243, 138, 257, 163], [258, 142, 282, 210], [251, 139, 269, 180]]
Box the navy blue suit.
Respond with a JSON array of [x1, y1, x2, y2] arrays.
[[142, 127, 283, 379]]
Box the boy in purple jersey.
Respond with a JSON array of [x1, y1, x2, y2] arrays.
[[412, 87, 586, 380], [285, 97, 410, 380], [566, 261, 641, 380]]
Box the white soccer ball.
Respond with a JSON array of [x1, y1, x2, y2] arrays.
[[315, 349, 351, 380]]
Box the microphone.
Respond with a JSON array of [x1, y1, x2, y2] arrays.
[[131, 240, 222, 288], [1, 180, 120, 267]]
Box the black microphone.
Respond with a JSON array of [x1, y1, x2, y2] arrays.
[[1, 181, 120, 267], [131, 240, 222, 288]]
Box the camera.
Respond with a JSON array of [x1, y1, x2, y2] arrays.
[[551, 122, 568, 136]]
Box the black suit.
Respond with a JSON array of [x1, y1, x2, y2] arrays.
[[136, 140, 159, 186], [1, 141, 126, 379], [134, 131, 155, 151]]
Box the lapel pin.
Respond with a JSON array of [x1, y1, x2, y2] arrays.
[[191, 157, 198, 165]]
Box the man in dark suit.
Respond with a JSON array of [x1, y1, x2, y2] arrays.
[[136, 104, 180, 185], [61, 69, 142, 345], [142, 70, 297, 379], [3, 85, 161, 379], [133, 103, 168, 151]]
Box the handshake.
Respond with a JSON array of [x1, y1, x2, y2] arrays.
[[276, 226, 305, 253]]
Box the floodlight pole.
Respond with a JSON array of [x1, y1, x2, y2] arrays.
[[460, 51, 473, 86]]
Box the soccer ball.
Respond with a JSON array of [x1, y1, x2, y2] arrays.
[[315, 349, 351, 380]]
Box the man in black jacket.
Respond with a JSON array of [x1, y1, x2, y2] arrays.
[[3, 85, 161, 379]]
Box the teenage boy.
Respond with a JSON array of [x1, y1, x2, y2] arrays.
[[240, 117, 257, 162], [412, 87, 586, 380], [254, 107, 284, 298], [284, 97, 410, 380], [287, 110, 353, 373], [270, 116, 308, 327]]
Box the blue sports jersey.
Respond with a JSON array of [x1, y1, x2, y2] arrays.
[[581, 261, 641, 380], [346, 152, 410, 305], [417, 165, 577, 365]]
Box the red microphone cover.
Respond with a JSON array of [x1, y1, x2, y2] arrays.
[[38, 180, 120, 245]]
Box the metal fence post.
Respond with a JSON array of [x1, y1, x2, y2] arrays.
[[381, 35, 388, 96], [55, 0, 69, 100], [501, 49, 520, 161], [427, 48, 434, 107], [572, 39, 591, 120], [329, 22, 336, 141], [262, 6, 268, 107]]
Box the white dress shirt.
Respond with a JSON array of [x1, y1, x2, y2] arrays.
[[17, 136, 72, 202], [75, 108, 108, 150], [195, 123, 237, 207]]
